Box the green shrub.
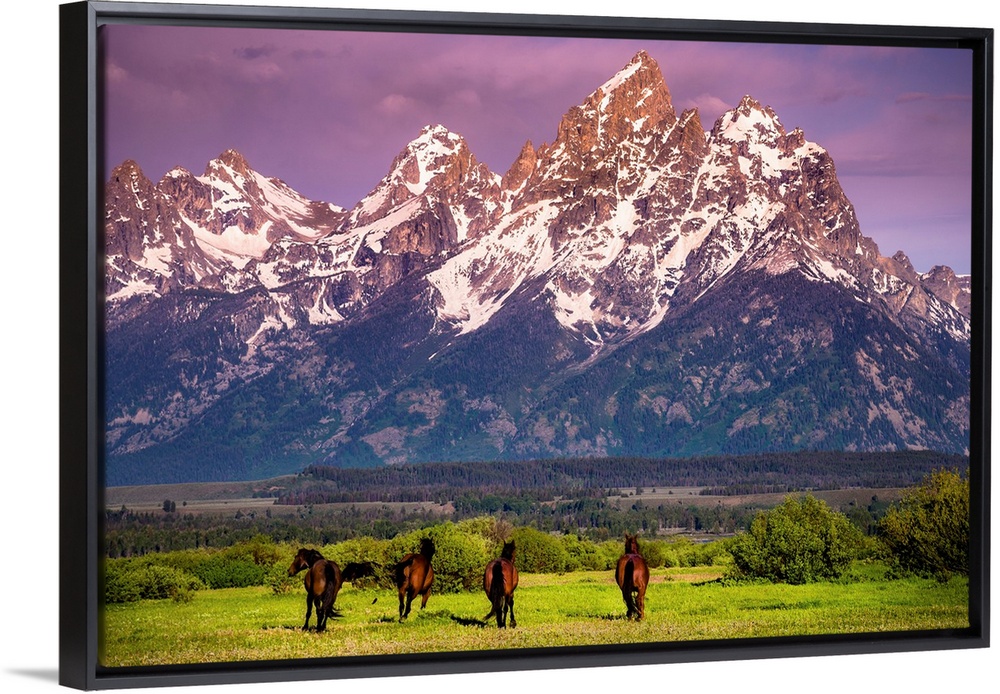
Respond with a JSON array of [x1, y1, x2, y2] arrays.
[[687, 539, 731, 567], [878, 469, 970, 579], [104, 560, 205, 604], [639, 540, 672, 569], [104, 561, 143, 604], [430, 523, 491, 593], [266, 561, 299, 595], [170, 584, 196, 603], [511, 527, 569, 573], [231, 535, 283, 567], [662, 536, 698, 567], [596, 540, 628, 569], [560, 534, 615, 571], [726, 495, 864, 584], [190, 556, 268, 589]]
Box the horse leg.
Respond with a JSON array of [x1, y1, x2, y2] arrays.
[[636, 587, 645, 621], [316, 601, 327, 633], [508, 594, 516, 629], [620, 585, 634, 619], [491, 593, 503, 628], [303, 593, 313, 630], [327, 584, 341, 618], [419, 586, 431, 610], [404, 589, 416, 619], [317, 591, 333, 632], [317, 591, 335, 632], [398, 588, 406, 622]]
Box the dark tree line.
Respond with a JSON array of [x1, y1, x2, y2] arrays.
[[284, 450, 966, 504]]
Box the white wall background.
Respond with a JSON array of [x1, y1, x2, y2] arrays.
[[2, 1, 994, 692]]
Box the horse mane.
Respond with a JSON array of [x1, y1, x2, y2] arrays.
[[624, 534, 640, 555], [500, 541, 516, 561], [419, 538, 436, 559], [297, 548, 325, 565]]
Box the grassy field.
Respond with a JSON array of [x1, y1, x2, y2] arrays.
[[100, 566, 969, 667]]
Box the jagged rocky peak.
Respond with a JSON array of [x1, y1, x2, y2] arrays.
[[712, 95, 786, 146], [105, 160, 161, 261], [891, 250, 920, 282], [106, 160, 155, 217], [553, 50, 676, 155], [396, 125, 483, 193], [156, 161, 197, 187], [106, 160, 156, 217], [592, 50, 676, 125], [198, 148, 266, 206], [110, 158, 148, 184], [502, 140, 537, 193], [512, 52, 685, 206], [207, 148, 254, 178], [348, 124, 500, 228], [921, 264, 972, 317]]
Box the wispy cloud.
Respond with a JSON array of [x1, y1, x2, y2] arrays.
[[234, 44, 278, 60]]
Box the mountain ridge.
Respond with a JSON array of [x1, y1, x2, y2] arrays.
[[102, 51, 972, 485]]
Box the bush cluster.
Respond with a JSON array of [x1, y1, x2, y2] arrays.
[[104, 561, 205, 604], [878, 469, 969, 579], [726, 495, 865, 584], [105, 535, 285, 603]]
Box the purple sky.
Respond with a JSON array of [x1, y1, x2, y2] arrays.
[[101, 24, 973, 273]]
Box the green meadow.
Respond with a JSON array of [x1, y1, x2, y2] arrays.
[[100, 566, 969, 667]]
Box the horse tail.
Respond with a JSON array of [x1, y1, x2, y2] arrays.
[[489, 560, 505, 612], [624, 558, 636, 594]]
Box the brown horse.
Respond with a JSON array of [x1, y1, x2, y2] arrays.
[[615, 534, 649, 621], [288, 548, 343, 632], [483, 541, 518, 628], [394, 538, 435, 622]]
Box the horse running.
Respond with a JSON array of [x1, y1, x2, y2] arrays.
[[395, 538, 435, 622], [288, 548, 343, 632], [615, 534, 650, 621], [483, 541, 518, 628]]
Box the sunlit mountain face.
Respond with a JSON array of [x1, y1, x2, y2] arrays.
[[102, 52, 971, 485]]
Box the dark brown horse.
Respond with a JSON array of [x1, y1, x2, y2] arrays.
[[615, 534, 649, 621], [483, 541, 518, 628], [394, 538, 435, 622], [288, 548, 343, 632]]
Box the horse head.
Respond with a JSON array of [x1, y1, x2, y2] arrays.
[[288, 548, 324, 576], [624, 533, 640, 555], [501, 541, 516, 561]]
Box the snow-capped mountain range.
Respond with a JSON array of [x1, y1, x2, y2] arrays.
[[103, 51, 971, 485]]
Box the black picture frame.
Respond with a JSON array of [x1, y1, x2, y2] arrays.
[[59, 1, 991, 690]]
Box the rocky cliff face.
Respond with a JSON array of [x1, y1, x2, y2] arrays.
[[102, 51, 972, 485]]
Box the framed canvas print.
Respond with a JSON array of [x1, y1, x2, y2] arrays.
[[59, 0, 991, 690]]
